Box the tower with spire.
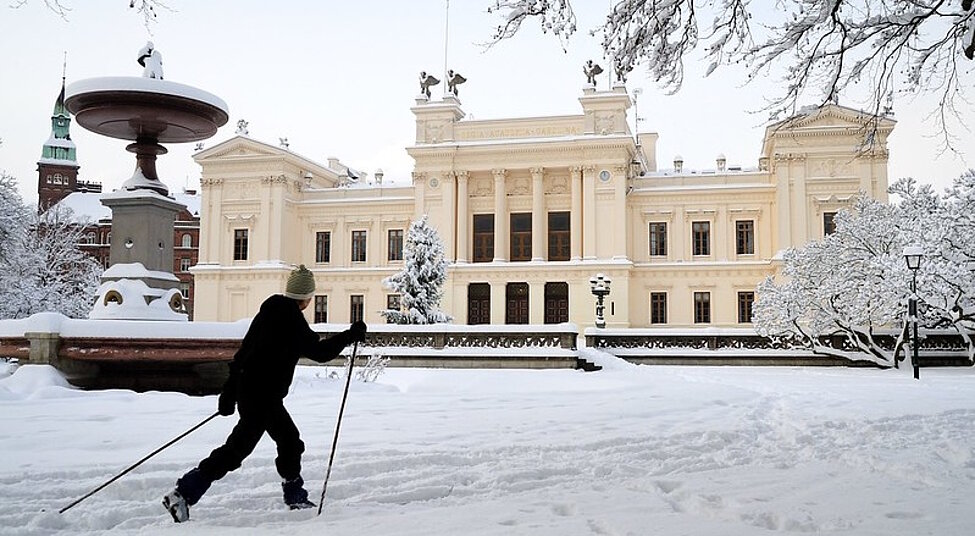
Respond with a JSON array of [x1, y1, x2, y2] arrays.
[[37, 76, 80, 211], [37, 73, 101, 212]]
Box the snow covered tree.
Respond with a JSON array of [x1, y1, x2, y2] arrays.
[[754, 172, 975, 367], [0, 171, 29, 266], [753, 196, 909, 366], [488, 0, 975, 149], [380, 215, 452, 324], [0, 202, 103, 320]]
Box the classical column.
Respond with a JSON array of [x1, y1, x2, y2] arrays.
[[455, 171, 469, 263], [412, 171, 427, 220], [582, 165, 597, 260], [493, 169, 508, 262], [570, 166, 582, 261], [443, 172, 456, 263], [530, 167, 545, 262], [199, 178, 223, 263]]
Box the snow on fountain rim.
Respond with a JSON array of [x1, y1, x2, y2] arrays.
[[65, 76, 228, 114]]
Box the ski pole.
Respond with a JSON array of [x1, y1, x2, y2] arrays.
[[317, 341, 358, 516], [59, 411, 220, 514]]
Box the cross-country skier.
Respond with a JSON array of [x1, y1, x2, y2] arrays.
[[163, 264, 367, 522]]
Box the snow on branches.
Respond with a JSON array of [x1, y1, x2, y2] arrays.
[[381, 215, 452, 325], [487, 0, 975, 151], [754, 171, 975, 367], [0, 175, 102, 320]]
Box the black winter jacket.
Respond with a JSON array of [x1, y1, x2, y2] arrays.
[[222, 294, 352, 402]]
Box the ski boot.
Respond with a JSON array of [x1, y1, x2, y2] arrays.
[[162, 489, 190, 523], [283, 477, 316, 510]]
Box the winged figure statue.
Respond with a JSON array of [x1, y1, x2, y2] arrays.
[[446, 69, 467, 97], [583, 60, 603, 85], [419, 71, 440, 98]]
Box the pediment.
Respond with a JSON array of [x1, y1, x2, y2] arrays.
[[194, 136, 284, 163], [779, 104, 895, 131]]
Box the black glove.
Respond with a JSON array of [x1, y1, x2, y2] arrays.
[[217, 390, 236, 416], [349, 320, 367, 343]]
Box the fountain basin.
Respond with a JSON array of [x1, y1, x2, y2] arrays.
[[65, 76, 229, 143]]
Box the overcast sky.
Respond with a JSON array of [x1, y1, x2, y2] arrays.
[[1, 1, 972, 205]]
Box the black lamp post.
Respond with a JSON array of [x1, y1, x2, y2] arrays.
[[903, 245, 923, 380], [589, 273, 612, 328]]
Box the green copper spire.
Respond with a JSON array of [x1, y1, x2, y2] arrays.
[[41, 76, 77, 162]]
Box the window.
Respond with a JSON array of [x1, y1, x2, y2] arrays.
[[314, 295, 328, 323], [468, 283, 491, 324], [692, 221, 710, 256], [386, 294, 401, 323], [388, 229, 404, 262], [506, 282, 529, 324], [350, 295, 364, 323], [83, 231, 96, 244], [46, 174, 53, 184], [694, 292, 711, 323], [738, 291, 755, 324], [824, 212, 837, 236], [544, 282, 569, 324], [548, 212, 570, 261], [53, 173, 63, 184], [510, 213, 532, 261], [736, 220, 755, 255], [351, 230, 367, 262], [649, 222, 667, 257], [181, 234, 192, 248], [233, 229, 248, 261], [180, 257, 191, 272], [650, 292, 667, 324], [473, 214, 494, 263], [179, 283, 190, 299], [315, 231, 331, 263]]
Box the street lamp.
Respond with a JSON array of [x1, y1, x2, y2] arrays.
[[589, 273, 612, 328], [903, 245, 923, 380]]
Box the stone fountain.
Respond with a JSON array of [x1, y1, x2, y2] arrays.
[[65, 43, 229, 320]]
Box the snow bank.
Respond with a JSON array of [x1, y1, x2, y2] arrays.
[[0, 364, 74, 400]]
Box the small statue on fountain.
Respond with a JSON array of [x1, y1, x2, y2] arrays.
[[137, 41, 164, 79]]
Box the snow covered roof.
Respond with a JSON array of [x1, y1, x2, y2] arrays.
[[56, 192, 112, 222], [54, 189, 201, 222]]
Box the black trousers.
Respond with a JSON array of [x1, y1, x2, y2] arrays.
[[178, 397, 305, 505]]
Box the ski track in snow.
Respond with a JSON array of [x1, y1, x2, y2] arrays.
[[2, 407, 973, 535]]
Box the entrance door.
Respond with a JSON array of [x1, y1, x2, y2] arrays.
[[468, 283, 491, 324], [544, 282, 569, 324], [506, 282, 529, 324]]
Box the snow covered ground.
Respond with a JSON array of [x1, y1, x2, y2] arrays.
[[1, 351, 974, 535]]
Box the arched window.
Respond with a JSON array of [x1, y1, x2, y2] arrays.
[[46, 174, 53, 184], [181, 234, 192, 248], [85, 231, 96, 244], [53, 173, 63, 184]]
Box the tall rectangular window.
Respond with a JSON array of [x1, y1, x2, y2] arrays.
[[694, 292, 711, 323], [510, 213, 532, 262], [350, 295, 364, 323], [473, 214, 494, 263], [314, 295, 328, 323], [233, 229, 248, 261], [387, 294, 401, 312], [179, 257, 191, 272], [736, 220, 755, 255], [388, 229, 404, 261], [351, 230, 367, 262], [315, 231, 331, 263], [650, 292, 667, 324], [738, 291, 755, 324], [824, 212, 837, 236], [649, 222, 667, 257], [547, 212, 570, 261], [179, 282, 190, 299], [692, 221, 710, 256]]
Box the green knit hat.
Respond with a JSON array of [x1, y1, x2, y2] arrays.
[[284, 264, 316, 300]]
